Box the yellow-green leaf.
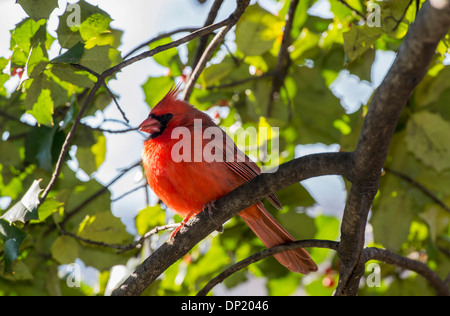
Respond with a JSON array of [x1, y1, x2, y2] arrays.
[[235, 3, 283, 56], [26, 88, 54, 126]]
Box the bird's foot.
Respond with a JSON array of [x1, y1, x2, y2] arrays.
[[203, 200, 224, 233], [169, 211, 195, 243]]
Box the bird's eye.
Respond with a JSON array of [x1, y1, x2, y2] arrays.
[[158, 113, 173, 125]]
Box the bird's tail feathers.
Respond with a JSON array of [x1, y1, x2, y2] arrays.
[[240, 203, 318, 274]]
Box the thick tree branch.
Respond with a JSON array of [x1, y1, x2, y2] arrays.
[[111, 152, 352, 296], [336, 0, 450, 296]]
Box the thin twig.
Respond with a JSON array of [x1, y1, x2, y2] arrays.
[[206, 71, 275, 90], [117, 224, 180, 254], [364, 247, 450, 296], [123, 27, 199, 60], [40, 80, 103, 203], [111, 183, 147, 202], [182, 26, 231, 101], [58, 223, 179, 253], [337, 0, 366, 21], [391, 0, 414, 31], [384, 167, 450, 213], [102, 16, 235, 78], [267, 0, 298, 116], [191, 0, 225, 70], [82, 122, 139, 134], [102, 83, 129, 123], [182, 0, 249, 101], [197, 239, 339, 296]]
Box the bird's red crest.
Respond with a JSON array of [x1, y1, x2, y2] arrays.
[[150, 83, 193, 117]]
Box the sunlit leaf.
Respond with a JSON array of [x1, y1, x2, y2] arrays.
[[235, 3, 283, 56]]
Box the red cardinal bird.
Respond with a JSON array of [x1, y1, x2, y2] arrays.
[[139, 86, 317, 274]]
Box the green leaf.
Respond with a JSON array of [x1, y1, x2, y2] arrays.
[[24, 125, 65, 171], [26, 43, 48, 78], [79, 13, 111, 41], [371, 190, 414, 251], [149, 36, 183, 76], [38, 198, 63, 222], [78, 245, 132, 272], [16, 0, 58, 21], [85, 29, 122, 49], [346, 48, 376, 82], [79, 45, 115, 73], [10, 18, 47, 68], [50, 63, 95, 88], [26, 88, 54, 126], [405, 111, 450, 172], [343, 24, 382, 62], [290, 66, 345, 144], [136, 205, 166, 236], [77, 211, 133, 245], [142, 76, 174, 108], [0, 219, 27, 273], [267, 274, 301, 295], [76, 132, 106, 175], [50, 235, 79, 264], [235, 3, 283, 56], [51, 41, 85, 64], [56, 0, 111, 49], [290, 28, 321, 63], [201, 58, 235, 87], [278, 212, 316, 241], [0, 179, 41, 224], [415, 66, 450, 111]]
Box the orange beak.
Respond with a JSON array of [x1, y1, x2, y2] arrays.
[[139, 114, 162, 135]]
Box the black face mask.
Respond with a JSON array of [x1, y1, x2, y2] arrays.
[[149, 113, 173, 139]]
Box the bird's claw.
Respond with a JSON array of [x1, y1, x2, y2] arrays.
[[203, 200, 224, 233]]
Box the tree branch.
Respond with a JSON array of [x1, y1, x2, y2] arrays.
[[337, 0, 366, 21], [123, 27, 199, 60], [336, 0, 450, 296], [182, 0, 250, 101], [39, 3, 248, 205], [384, 166, 450, 213], [40, 80, 103, 203], [197, 239, 339, 296], [190, 0, 225, 70], [267, 0, 298, 116], [102, 4, 245, 79], [111, 152, 353, 296], [364, 247, 450, 296]]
